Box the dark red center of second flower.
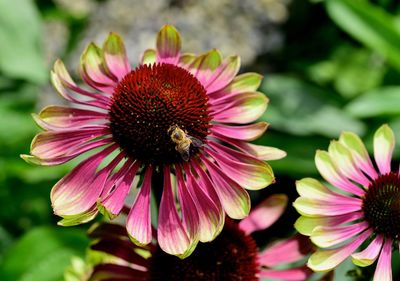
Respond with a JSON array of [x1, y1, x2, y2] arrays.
[[148, 219, 259, 281], [362, 172, 400, 238], [109, 63, 211, 165]]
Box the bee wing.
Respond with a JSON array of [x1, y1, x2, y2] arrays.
[[180, 150, 190, 161], [189, 136, 203, 148]]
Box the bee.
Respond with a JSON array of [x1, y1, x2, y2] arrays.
[[168, 125, 203, 161]]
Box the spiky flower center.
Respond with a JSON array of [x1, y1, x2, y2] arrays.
[[362, 172, 400, 238], [149, 219, 259, 281], [109, 63, 211, 165]]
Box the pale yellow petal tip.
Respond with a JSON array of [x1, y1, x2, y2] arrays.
[[293, 216, 311, 235], [20, 154, 40, 165], [351, 256, 375, 267], [128, 233, 150, 248], [96, 202, 118, 221]]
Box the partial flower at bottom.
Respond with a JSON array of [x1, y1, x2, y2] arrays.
[[294, 124, 400, 281], [71, 194, 319, 281], [21, 24, 285, 257]]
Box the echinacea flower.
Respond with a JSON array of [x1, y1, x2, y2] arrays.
[[77, 194, 319, 281], [294, 124, 400, 281], [22, 25, 285, 257]]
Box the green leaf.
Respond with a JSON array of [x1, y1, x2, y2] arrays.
[[345, 87, 400, 118], [260, 75, 365, 138], [0, 0, 47, 83], [326, 0, 400, 72], [0, 226, 88, 281]]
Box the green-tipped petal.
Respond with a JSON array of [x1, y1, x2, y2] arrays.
[[140, 49, 156, 65], [103, 32, 130, 79], [295, 216, 326, 236], [374, 124, 395, 175], [57, 207, 98, 226], [223, 72, 263, 94], [156, 24, 181, 61]]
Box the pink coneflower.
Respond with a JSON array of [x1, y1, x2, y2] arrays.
[[85, 194, 318, 281], [294, 124, 399, 281], [22, 25, 284, 257]]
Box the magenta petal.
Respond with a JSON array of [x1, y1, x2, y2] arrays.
[[203, 56, 240, 93], [352, 234, 384, 267], [196, 158, 250, 220], [211, 122, 268, 141], [156, 25, 181, 65], [183, 163, 225, 242], [103, 32, 131, 80], [30, 127, 109, 160], [51, 145, 118, 216], [259, 266, 313, 281], [373, 237, 393, 281], [126, 166, 153, 246], [239, 194, 287, 234], [259, 235, 313, 267], [100, 161, 140, 219], [158, 165, 190, 256], [175, 165, 200, 242]]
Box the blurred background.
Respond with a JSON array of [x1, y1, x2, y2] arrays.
[[0, 0, 399, 280]]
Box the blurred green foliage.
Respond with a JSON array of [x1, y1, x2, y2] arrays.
[[0, 0, 399, 280]]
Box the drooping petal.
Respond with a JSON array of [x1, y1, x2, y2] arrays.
[[211, 122, 268, 141], [259, 235, 313, 267], [211, 92, 268, 124], [126, 165, 153, 246], [339, 131, 378, 179], [206, 141, 274, 190], [352, 234, 384, 267], [33, 105, 107, 130], [158, 165, 191, 258], [373, 237, 392, 281], [294, 212, 363, 236], [51, 145, 118, 216], [308, 229, 372, 272], [239, 194, 287, 234], [99, 161, 140, 219], [57, 205, 98, 226], [310, 221, 370, 248], [315, 150, 365, 197], [374, 124, 395, 175], [156, 24, 181, 64], [103, 32, 131, 80], [198, 157, 250, 220], [328, 141, 371, 187], [175, 165, 200, 244], [183, 163, 225, 242], [259, 266, 313, 281]]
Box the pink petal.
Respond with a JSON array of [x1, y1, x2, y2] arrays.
[[22, 137, 113, 166], [211, 92, 268, 124], [102, 32, 131, 80], [307, 229, 372, 271], [315, 150, 365, 197], [293, 197, 362, 217], [175, 165, 200, 243], [51, 145, 118, 216], [158, 165, 191, 257], [99, 160, 140, 218], [33, 105, 107, 130], [259, 266, 313, 281], [156, 25, 181, 64], [352, 234, 384, 267], [197, 158, 250, 220], [239, 194, 287, 235], [373, 237, 393, 281], [259, 234, 313, 267], [126, 165, 153, 246], [203, 56, 240, 93], [206, 141, 274, 190], [183, 163, 225, 243], [311, 221, 370, 248], [30, 127, 109, 160], [211, 122, 268, 141], [186, 49, 222, 86]]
